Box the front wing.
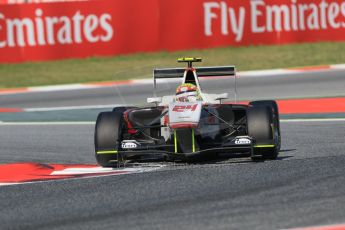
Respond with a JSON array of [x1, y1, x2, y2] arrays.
[[113, 135, 255, 162]]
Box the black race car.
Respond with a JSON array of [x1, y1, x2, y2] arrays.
[[94, 58, 281, 166]]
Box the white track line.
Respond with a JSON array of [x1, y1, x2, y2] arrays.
[[281, 118, 345, 122], [330, 64, 345, 69], [28, 84, 99, 92], [0, 121, 95, 125], [23, 104, 126, 112], [0, 183, 20, 186], [238, 69, 297, 77], [0, 165, 164, 187]]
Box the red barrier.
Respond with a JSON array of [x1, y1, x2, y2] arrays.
[[0, 0, 159, 62], [0, 0, 83, 4], [159, 0, 345, 49], [0, 0, 345, 63]]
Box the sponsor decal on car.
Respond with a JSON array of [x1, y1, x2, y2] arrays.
[[169, 102, 202, 129], [121, 140, 140, 149], [172, 104, 198, 113], [234, 137, 251, 145]]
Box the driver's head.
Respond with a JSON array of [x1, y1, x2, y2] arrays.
[[175, 83, 201, 102]]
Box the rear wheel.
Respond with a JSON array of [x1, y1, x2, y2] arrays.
[[247, 102, 280, 161], [94, 109, 126, 167]]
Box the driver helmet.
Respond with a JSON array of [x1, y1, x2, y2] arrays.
[[175, 83, 201, 102]]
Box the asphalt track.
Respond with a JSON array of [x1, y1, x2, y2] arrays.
[[1, 121, 345, 230], [0, 69, 345, 229], [1, 68, 345, 108]]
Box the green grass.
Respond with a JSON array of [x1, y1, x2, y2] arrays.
[[0, 42, 345, 88]]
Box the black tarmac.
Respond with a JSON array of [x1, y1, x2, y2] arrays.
[[1, 69, 345, 229]]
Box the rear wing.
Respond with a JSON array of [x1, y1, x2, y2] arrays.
[[153, 66, 236, 79], [153, 66, 237, 101]]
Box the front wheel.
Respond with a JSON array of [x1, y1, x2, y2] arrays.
[[247, 102, 280, 161], [249, 100, 281, 154], [94, 111, 124, 167]]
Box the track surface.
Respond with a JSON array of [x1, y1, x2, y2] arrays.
[[1, 69, 345, 108], [1, 121, 345, 230], [1, 69, 345, 229]]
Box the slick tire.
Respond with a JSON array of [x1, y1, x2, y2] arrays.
[[94, 110, 125, 167], [249, 100, 281, 152], [247, 105, 279, 161]]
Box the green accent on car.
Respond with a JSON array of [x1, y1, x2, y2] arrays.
[[96, 150, 118, 155], [174, 130, 178, 153], [192, 129, 195, 153], [177, 57, 202, 63], [254, 145, 275, 148]]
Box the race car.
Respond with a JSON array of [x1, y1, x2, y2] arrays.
[[94, 58, 281, 167]]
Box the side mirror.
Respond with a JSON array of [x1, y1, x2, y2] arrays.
[[147, 97, 162, 106], [215, 93, 229, 104]]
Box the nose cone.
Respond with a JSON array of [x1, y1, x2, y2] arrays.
[[168, 102, 202, 129]]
